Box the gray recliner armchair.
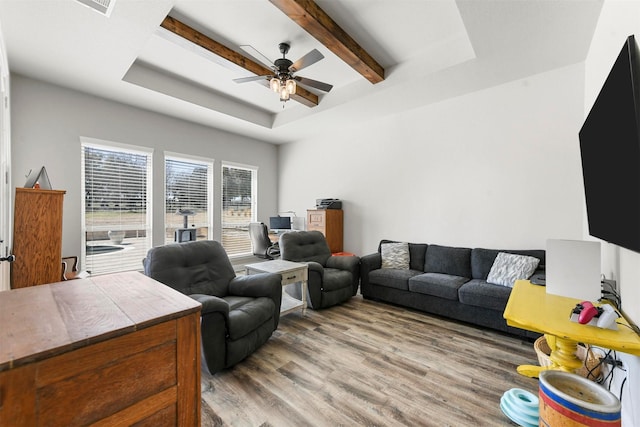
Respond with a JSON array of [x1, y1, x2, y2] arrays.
[[143, 240, 282, 374], [279, 231, 360, 309]]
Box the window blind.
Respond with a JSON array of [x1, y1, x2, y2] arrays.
[[222, 164, 257, 256], [165, 155, 213, 244], [82, 142, 152, 275]]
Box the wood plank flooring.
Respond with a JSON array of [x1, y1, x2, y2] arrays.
[[200, 295, 539, 426]]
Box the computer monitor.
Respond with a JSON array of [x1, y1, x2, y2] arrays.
[[269, 216, 291, 231]]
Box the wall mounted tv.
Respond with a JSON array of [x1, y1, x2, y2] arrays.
[[579, 34, 640, 253]]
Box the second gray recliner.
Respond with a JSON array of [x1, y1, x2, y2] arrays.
[[279, 230, 360, 309]]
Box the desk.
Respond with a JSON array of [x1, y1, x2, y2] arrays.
[[246, 260, 308, 315], [504, 280, 640, 378], [268, 232, 280, 243]]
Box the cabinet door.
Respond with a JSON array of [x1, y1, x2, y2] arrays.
[[307, 210, 326, 231], [307, 210, 343, 252], [11, 189, 65, 288], [0, 364, 36, 425]]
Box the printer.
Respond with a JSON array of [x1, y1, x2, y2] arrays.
[[315, 198, 342, 209]]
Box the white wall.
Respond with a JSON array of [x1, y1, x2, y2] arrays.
[[10, 74, 278, 259], [279, 62, 586, 256]]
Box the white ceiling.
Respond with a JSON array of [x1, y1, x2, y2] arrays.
[[0, 0, 603, 144]]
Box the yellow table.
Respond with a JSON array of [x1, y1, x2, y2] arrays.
[[503, 280, 640, 377]]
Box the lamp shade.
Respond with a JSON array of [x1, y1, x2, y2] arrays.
[[285, 79, 296, 95], [279, 86, 290, 101], [270, 78, 280, 93]]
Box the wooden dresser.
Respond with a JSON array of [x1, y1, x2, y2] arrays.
[[11, 188, 65, 288], [0, 272, 201, 426], [307, 209, 343, 253]]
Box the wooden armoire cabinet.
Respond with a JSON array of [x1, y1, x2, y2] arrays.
[[11, 188, 65, 289], [307, 209, 343, 253]]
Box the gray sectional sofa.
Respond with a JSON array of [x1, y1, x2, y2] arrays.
[[360, 240, 545, 339]]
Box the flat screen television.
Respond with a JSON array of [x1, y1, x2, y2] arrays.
[[579, 34, 640, 254], [269, 216, 291, 231]]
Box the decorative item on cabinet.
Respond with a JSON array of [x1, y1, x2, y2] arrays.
[[23, 166, 52, 189]]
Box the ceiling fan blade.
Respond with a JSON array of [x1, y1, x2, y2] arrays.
[[233, 75, 271, 84], [295, 76, 333, 92], [289, 49, 324, 73], [240, 45, 275, 70]]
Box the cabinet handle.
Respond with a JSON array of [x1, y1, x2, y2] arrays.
[[286, 276, 296, 280]]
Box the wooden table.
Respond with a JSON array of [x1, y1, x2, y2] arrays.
[[0, 271, 202, 426], [245, 260, 308, 315], [504, 280, 640, 377]]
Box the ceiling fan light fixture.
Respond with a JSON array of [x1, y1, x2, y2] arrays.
[[279, 86, 290, 101], [270, 77, 281, 93], [285, 79, 296, 95], [234, 43, 331, 106]]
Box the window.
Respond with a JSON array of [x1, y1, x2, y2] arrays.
[[82, 140, 152, 275], [165, 154, 213, 244], [221, 163, 257, 256]]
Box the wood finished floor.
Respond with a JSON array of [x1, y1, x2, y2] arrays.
[[200, 295, 539, 427]]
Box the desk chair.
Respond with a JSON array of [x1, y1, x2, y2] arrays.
[[249, 222, 281, 259]]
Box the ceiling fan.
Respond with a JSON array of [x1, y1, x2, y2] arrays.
[[233, 42, 333, 102]]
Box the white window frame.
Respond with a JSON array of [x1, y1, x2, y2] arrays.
[[164, 152, 214, 244], [81, 137, 153, 275], [221, 161, 258, 257]]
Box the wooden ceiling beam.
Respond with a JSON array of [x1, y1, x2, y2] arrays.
[[269, 0, 385, 84], [160, 16, 318, 107]]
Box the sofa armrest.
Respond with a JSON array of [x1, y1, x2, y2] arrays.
[[229, 273, 282, 300], [360, 253, 382, 294], [305, 261, 325, 279], [190, 294, 229, 318], [326, 255, 361, 295], [190, 294, 229, 374], [326, 254, 360, 271]]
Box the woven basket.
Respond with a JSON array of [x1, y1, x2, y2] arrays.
[[534, 336, 602, 381]]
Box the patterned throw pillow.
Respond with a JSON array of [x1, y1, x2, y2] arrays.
[[381, 242, 410, 269], [487, 252, 540, 287]]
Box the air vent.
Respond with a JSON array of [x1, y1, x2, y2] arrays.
[[75, 0, 116, 17]]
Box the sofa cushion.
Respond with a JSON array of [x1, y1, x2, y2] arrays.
[[408, 243, 428, 271], [378, 240, 428, 271], [424, 244, 472, 278], [381, 242, 410, 269], [486, 252, 540, 287], [408, 273, 470, 301], [225, 296, 275, 340], [471, 248, 546, 280], [368, 268, 422, 291], [458, 279, 512, 311], [323, 268, 353, 291]]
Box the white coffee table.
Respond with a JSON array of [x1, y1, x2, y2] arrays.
[[245, 260, 308, 315]]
